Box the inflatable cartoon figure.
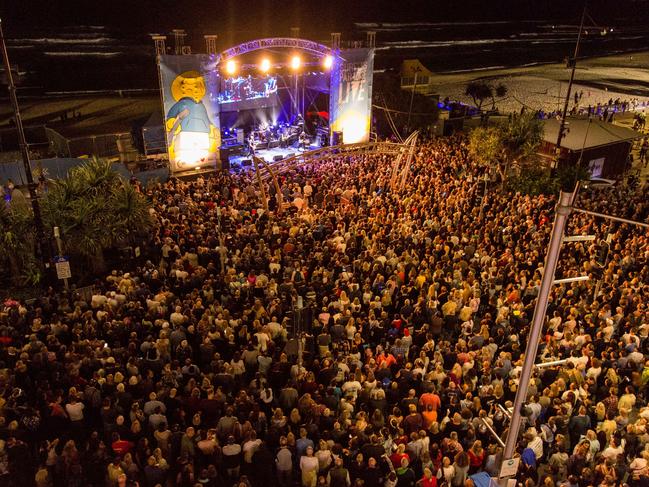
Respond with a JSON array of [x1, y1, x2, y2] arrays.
[[166, 70, 219, 167]]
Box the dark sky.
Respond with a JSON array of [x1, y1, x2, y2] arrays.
[[3, 0, 649, 39]]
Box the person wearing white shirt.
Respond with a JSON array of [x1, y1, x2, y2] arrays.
[[242, 434, 262, 464], [300, 446, 319, 487]]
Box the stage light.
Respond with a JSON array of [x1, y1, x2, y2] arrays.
[[225, 59, 237, 75], [260, 58, 271, 73], [291, 55, 301, 71], [338, 110, 369, 144], [323, 55, 333, 70], [175, 132, 210, 166]]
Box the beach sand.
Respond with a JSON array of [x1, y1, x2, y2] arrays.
[[427, 51, 649, 114], [2, 51, 649, 140]]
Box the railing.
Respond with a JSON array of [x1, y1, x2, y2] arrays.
[[257, 141, 411, 181]]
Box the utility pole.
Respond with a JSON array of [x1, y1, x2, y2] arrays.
[[0, 18, 48, 267], [554, 1, 588, 167], [499, 190, 575, 484], [406, 67, 421, 133]]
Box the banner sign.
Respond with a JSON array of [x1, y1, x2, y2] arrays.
[[158, 55, 221, 174], [329, 48, 374, 144]]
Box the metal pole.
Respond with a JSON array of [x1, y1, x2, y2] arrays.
[[554, 1, 588, 166], [535, 358, 569, 369], [252, 156, 269, 213], [480, 418, 506, 448], [53, 226, 69, 289], [500, 191, 574, 480], [0, 18, 47, 266], [216, 207, 226, 275], [571, 207, 649, 229], [257, 156, 284, 213], [406, 70, 419, 133]]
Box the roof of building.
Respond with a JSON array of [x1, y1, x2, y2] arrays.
[[542, 117, 641, 151]]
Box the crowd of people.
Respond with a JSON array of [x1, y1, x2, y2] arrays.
[[0, 134, 647, 487]]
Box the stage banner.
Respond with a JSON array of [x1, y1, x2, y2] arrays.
[[329, 48, 374, 144], [158, 54, 221, 173]]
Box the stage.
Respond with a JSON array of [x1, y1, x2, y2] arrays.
[[228, 141, 321, 170]]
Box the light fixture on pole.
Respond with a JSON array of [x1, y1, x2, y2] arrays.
[[225, 59, 237, 75], [259, 58, 271, 73], [290, 55, 301, 120]]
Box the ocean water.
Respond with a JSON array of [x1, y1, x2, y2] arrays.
[[5, 20, 649, 94]]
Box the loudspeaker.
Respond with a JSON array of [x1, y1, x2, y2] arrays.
[[269, 140, 280, 149], [273, 155, 283, 162], [257, 142, 268, 150], [331, 131, 343, 146], [218, 158, 230, 170], [286, 153, 295, 158], [219, 147, 231, 163], [242, 159, 252, 166]]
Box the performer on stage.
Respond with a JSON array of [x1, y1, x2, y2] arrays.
[[298, 131, 309, 151]]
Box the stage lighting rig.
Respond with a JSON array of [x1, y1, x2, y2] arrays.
[[225, 59, 237, 75], [260, 58, 271, 73]]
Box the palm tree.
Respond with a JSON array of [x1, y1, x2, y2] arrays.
[[42, 157, 153, 275], [0, 203, 40, 287]]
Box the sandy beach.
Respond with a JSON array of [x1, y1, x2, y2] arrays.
[[2, 52, 649, 141], [427, 51, 649, 114]]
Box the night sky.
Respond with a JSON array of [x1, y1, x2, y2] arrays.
[[3, 0, 649, 39]]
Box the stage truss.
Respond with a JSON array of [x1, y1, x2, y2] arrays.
[[219, 37, 338, 62]]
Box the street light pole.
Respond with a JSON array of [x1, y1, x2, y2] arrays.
[[499, 190, 574, 482], [554, 1, 588, 167], [406, 68, 420, 133], [0, 18, 48, 266]]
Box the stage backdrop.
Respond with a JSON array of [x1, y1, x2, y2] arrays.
[[329, 48, 374, 144], [159, 54, 221, 173]]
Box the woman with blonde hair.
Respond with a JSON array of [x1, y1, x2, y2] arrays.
[[300, 446, 319, 487], [467, 440, 485, 474], [339, 290, 350, 310], [439, 456, 455, 485]]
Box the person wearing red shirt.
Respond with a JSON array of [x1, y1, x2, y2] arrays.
[[389, 443, 410, 470], [419, 389, 441, 413], [111, 433, 134, 458], [420, 467, 437, 487], [467, 440, 486, 474]]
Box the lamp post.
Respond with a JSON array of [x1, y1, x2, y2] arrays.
[[554, 1, 588, 168], [0, 18, 48, 267], [498, 190, 575, 483]]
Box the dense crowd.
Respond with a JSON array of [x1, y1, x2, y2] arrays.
[[0, 135, 648, 487]]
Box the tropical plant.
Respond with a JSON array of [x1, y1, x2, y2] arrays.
[[41, 157, 153, 274], [507, 164, 589, 196], [469, 112, 544, 184], [0, 203, 41, 287]]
